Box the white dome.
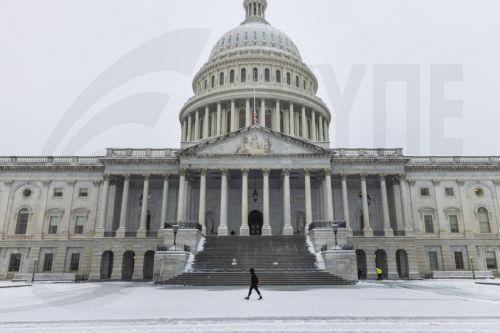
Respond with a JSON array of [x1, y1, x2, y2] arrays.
[[209, 22, 302, 62]]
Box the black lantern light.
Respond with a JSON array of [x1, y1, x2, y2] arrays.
[[172, 224, 180, 251]]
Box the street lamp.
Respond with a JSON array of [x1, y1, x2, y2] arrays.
[[173, 224, 179, 251], [332, 221, 340, 250], [31, 259, 38, 283]]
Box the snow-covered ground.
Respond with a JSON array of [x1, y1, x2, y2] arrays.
[[0, 280, 499, 332]]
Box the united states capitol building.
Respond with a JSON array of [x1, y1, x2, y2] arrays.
[[1, 0, 499, 284]]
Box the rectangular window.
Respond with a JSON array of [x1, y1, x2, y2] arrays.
[[445, 187, 455, 197], [454, 252, 465, 270], [485, 251, 498, 270], [74, 216, 85, 235], [420, 188, 430, 197], [428, 251, 439, 270], [48, 216, 60, 235], [8, 253, 22, 272], [424, 215, 434, 233], [53, 188, 63, 198], [78, 188, 88, 198], [448, 215, 459, 233], [69, 253, 80, 272], [42, 253, 54, 272]]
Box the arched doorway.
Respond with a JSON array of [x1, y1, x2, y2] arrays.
[[356, 250, 367, 280], [122, 251, 135, 280], [143, 250, 155, 281], [248, 210, 263, 236], [100, 251, 113, 280], [375, 249, 389, 279], [396, 249, 410, 279]]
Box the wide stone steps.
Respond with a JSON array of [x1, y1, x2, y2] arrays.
[[163, 271, 354, 286], [162, 235, 352, 286]]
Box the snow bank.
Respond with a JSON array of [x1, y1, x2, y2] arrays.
[[305, 235, 326, 270]]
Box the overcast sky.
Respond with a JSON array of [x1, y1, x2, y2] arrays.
[[1, 0, 499, 156]]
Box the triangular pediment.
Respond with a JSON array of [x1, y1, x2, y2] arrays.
[[178, 126, 329, 157]]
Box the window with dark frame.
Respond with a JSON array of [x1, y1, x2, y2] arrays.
[[428, 251, 439, 270], [8, 253, 22, 272], [48, 216, 60, 235], [53, 188, 63, 198], [445, 187, 455, 197], [15, 209, 29, 235], [485, 251, 498, 270], [424, 215, 434, 233], [448, 215, 459, 233], [78, 188, 88, 198], [42, 253, 54, 272], [74, 216, 85, 235], [420, 188, 430, 197], [69, 253, 80, 272], [454, 252, 465, 270]]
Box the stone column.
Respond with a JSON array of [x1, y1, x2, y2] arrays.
[[262, 169, 272, 235], [289, 103, 295, 136], [96, 175, 110, 236], [260, 99, 266, 127], [117, 175, 130, 238], [176, 170, 186, 222], [304, 169, 313, 228], [457, 180, 473, 237], [187, 114, 192, 141], [218, 169, 229, 236], [0, 180, 13, 238], [240, 169, 250, 236], [216, 102, 222, 135], [203, 106, 209, 139], [318, 116, 324, 141], [301, 106, 307, 139], [198, 169, 207, 234], [341, 174, 352, 233], [137, 174, 150, 237], [311, 111, 317, 141], [283, 169, 293, 235], [360, 174, 373, 236], [230, 100, 237, 132], [194, 110, 200, 141], [160, 175, 170, 232], [274, 100, 281, 131], [245, 98, 251, 127], [181, 120, 187, 141], [324, 169, 334, 222], [399, 174, 412, 234], [380, 174, 393, 236]]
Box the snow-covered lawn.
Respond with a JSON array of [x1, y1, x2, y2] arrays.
[[0, 280, 499, 332]]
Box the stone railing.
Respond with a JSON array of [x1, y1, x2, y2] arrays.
[[332, 148, 404, 158], [0, 156, 100, 165], [409, 156, 500, 165], [105, 148, 178, 158]]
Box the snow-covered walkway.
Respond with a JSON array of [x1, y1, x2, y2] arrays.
[[0, 280, 499, 332]]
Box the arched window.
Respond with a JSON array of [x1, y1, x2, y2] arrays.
[[230, 70, 235, 84], [253, 67, 259, 82], [478, 208, 491, 233], [265, 68, 270, 82], [211, 75, 215, 88], [241, 68, 247, 83], [303, 80, 307, 90], [286, 72, 291, 85], [276, 70, 281, 83], [15, 209, 29, 235], [219, 72, 224, 86], [295, 75, 300, 88]]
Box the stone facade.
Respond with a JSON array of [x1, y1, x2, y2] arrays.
[[1, 0, 499, 281]]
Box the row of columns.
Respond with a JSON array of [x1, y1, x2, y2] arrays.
[[97, 174, 171, 238], [181, 99, 330, 143], [96, 171, 412, 237]]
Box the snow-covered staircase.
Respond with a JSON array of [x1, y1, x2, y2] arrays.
[[162, 236, 353, 286]]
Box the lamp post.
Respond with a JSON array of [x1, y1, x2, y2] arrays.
[[332, 221, 340, 250], [31, 259, 38, 283], [173, 224, 179, 251], [469, 256, 476, 280]]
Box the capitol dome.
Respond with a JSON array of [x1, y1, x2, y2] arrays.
[[209, 22, 302, 62], [179, 0, 332, 148]]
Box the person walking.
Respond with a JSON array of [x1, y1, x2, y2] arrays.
[[376, 267, 383, 280], [244, 268, 263, 300]]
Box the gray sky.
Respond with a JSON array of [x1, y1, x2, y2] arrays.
[[1, 0, 499, 156]]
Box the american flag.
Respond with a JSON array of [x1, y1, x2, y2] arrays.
[[252, 106, 259, 125]]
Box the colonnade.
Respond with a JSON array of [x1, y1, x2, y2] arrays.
[[96, 171, 412, 238], [181, 98, 330, 143]]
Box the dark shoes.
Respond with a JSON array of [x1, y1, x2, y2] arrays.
[[244, 297, 249, 300], [258, 296, 263, 300]]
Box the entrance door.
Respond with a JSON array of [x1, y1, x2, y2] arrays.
[[248, 210, 263, 236]]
